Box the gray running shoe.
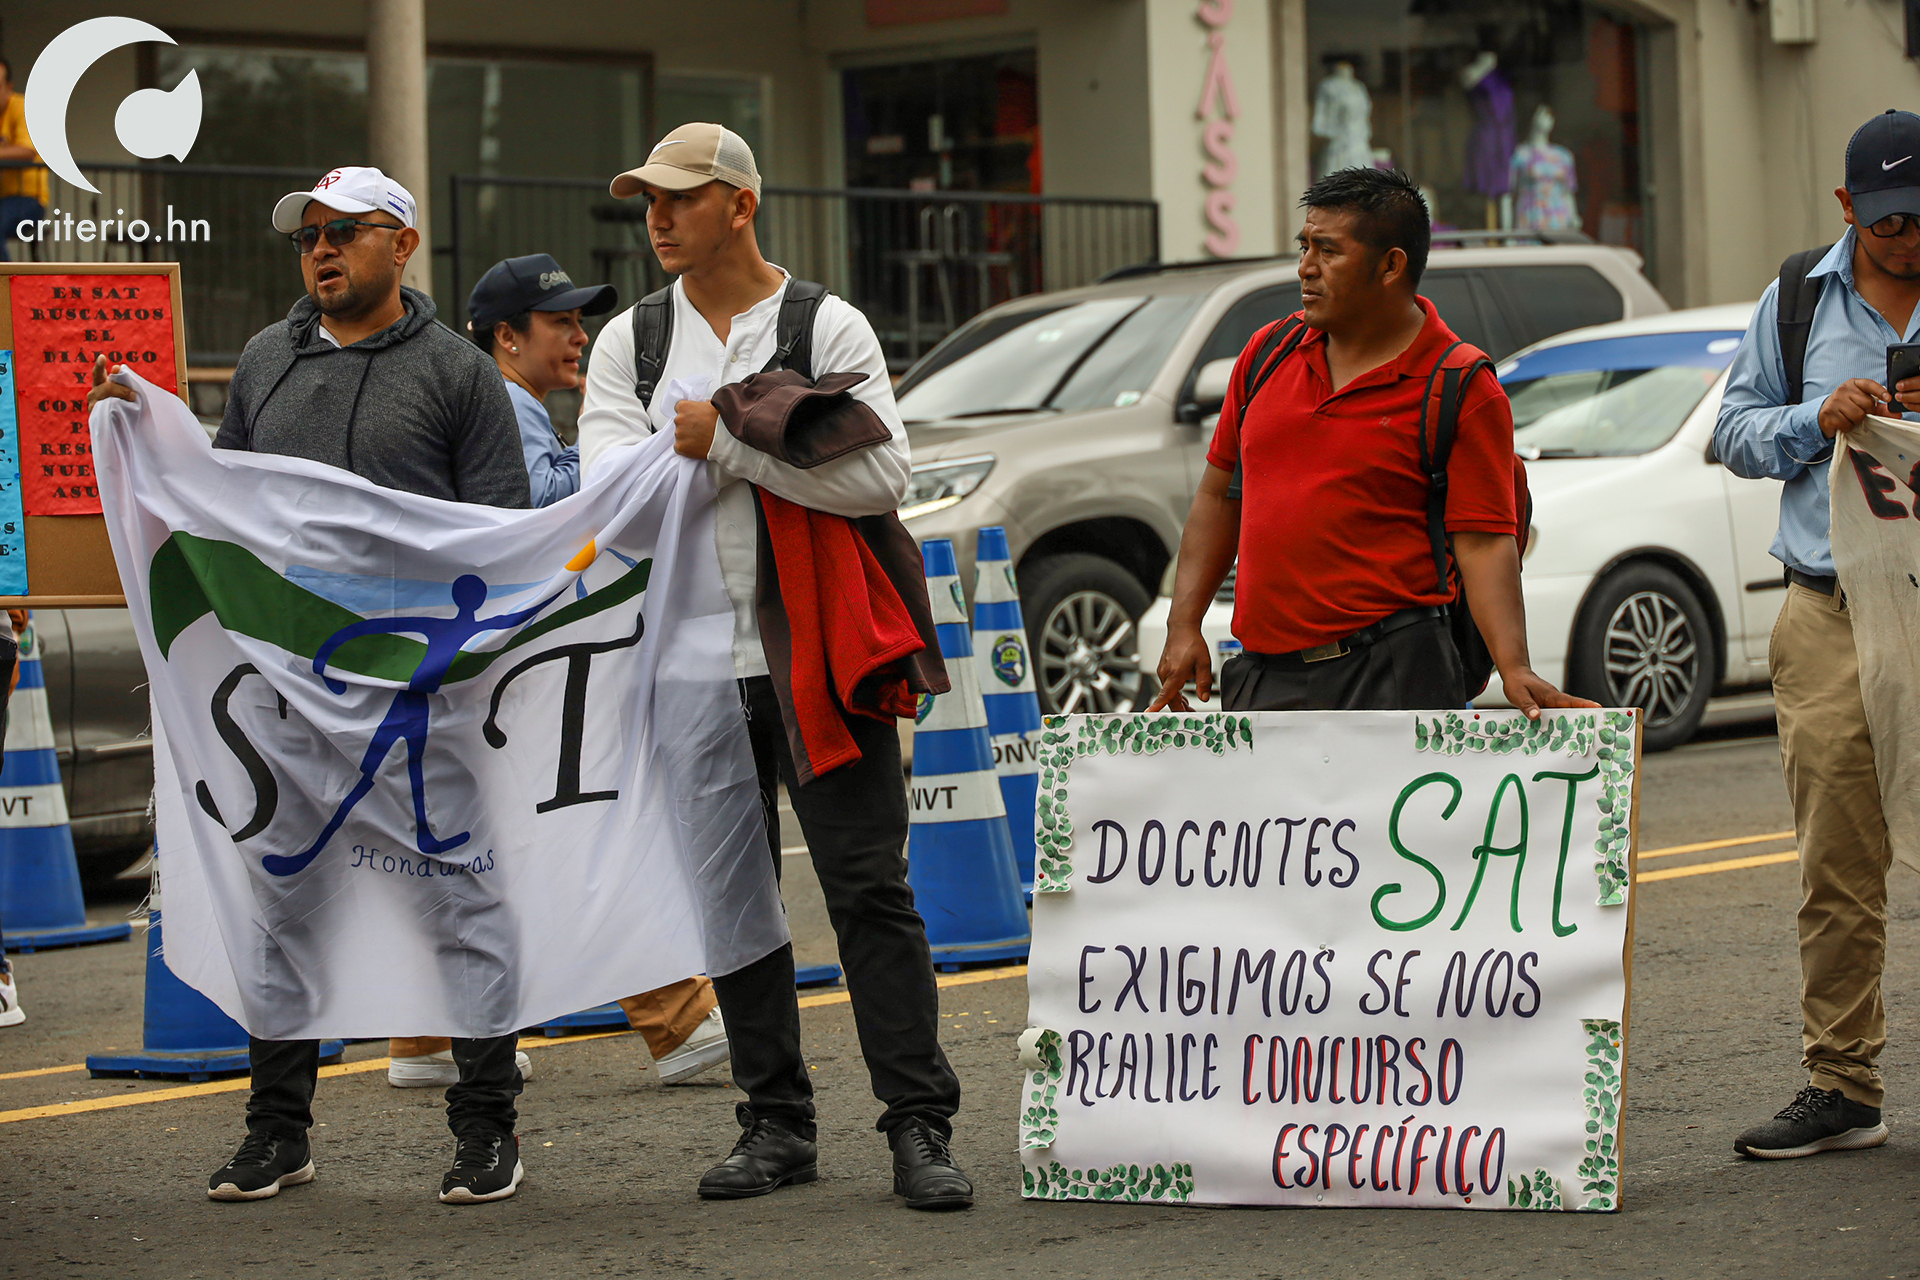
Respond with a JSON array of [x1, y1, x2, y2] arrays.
[[1734, 1085, 1887, 1159]]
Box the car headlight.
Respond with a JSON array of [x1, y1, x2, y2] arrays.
[[899, 455, 995, 521]]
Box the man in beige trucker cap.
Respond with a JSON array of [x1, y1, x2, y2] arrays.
[[579, 124, 973, 1212], [610, 122, 762, 201]]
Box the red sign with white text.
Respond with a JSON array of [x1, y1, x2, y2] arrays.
[[9, 274, 178, 514]]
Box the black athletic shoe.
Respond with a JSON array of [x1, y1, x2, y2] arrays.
[[697, 1116, 818, 1199], [1734, 1085, 1889, 1159], [889, 1118, 973, 1210], [438, 1133, 523, 1203], [207, 1131, 315, 1201]]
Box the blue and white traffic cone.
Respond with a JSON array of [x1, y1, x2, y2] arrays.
[[907, 539, 1030, 970], [87, 859, 343, 1080], [971, 527, 1044, 895], [0, 615, 131, 953]]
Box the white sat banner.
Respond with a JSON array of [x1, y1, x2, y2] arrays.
[[1831, 415, 1920, 875], [1018, 709, 1637, 1212], [91, 371, 788, 1041]]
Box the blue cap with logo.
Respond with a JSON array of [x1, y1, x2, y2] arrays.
[[467, 254, 617, 330], [1846, 109, 1920, 227]]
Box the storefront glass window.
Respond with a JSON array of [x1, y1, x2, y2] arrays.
[[1304, 0, 1648, 258], [841, 50, 1040, 193]]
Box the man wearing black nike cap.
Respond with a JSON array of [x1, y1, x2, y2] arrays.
[[1714, 109, 1920, 1162]]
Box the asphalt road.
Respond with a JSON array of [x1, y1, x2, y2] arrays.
[[3, 717, 1918, 1279]]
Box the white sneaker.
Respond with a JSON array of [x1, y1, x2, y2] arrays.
[[0, 967, 23, 1028], [388, 1049, 533, 1088], [655, 1007, 730, 1085]]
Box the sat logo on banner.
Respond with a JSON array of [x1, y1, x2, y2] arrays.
[[1018, 709, 1637, 1212]]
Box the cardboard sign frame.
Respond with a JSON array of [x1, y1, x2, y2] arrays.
[[0, 262, 188, 607]]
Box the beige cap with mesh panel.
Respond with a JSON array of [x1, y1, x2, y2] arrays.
[[611, 123, 762, 199]]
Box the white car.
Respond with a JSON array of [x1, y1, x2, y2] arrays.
[[1136, 303, 1783, 751]]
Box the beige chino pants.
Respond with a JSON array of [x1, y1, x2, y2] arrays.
[[1770, 583, 1894, 1107]]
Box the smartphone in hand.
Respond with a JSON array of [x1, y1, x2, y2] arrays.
[[1887, 342, 1920, 412]]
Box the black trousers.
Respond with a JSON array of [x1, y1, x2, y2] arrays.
[[710, 675, 960, 1140], [246, 1034, 522, 1142], [1220, 617, 1466, 712]]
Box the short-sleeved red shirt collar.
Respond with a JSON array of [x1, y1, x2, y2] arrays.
[[1204, 294, 1517, 654]]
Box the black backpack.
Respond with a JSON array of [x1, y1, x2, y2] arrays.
[[1224, 315, 1526, 699], [630, 278, 830, 409], [1774, 244, 1833, 406]]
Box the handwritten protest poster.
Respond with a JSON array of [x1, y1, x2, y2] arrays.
[[0, 352, 24, 594], [1018, 709, 1637, 1211], [8, 274, 179, 515]]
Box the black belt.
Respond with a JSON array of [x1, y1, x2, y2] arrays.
[[1239, 606, 1447, 669], [1787, 569, 1837, 596]]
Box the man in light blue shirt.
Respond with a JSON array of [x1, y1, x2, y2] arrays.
[[1713, 108, 1920, 1164]]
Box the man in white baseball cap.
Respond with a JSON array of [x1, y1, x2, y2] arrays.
[[88, 163, 532, 1205], [271, 165, 418, 234]]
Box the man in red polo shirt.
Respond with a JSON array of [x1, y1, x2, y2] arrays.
[[1151, 167, 1589, 718]]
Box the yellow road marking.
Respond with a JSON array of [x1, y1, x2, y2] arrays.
[[1638, 829, 1796, 861], [0, 1063, 87, 1081], [0, 969, 1026, 1125], [1637, 850, 1799, 883], [799, 963, 1026, 1008]]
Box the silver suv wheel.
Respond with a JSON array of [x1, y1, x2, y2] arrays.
[[1038, 588, 1145, 714]]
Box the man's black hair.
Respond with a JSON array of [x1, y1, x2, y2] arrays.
[[473, 310, 532, 355], [1299, 167, 1431, 290], [0, 58, 12, 83]]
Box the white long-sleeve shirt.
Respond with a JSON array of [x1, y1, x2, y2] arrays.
[[576, 269, 911, 677]]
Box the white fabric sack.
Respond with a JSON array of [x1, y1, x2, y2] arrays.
[[1828, 413, 1920, 875], [92, 370, 787, 1040]]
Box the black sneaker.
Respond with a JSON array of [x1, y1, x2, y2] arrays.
[[1734, 1085, 1889, 1159], [438, 1133, 523, 1203], [207, 1131, 315, 1201], [889, 1118, 973, 1210], [697, 1116, 818, 1199]]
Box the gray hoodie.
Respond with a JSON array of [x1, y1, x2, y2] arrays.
[[216, 287, 531, 508]]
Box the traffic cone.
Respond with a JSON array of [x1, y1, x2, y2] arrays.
[[971, 527, 1044, 895], [87, 861, 343, 1080], [907, 539, 1030, 970], [0, 615, 131, 953]]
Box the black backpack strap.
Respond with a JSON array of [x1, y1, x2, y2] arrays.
[[1418, 342, 1496, 595], [630, 286, 675, 414], [1776, 245, 1831, 406], [1224, 316, 1309, 500], [765, 279, 830, 380]]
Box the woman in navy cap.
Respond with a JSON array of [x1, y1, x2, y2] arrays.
[[396, 262, 735, 1091], [466, 254, 617, 506]]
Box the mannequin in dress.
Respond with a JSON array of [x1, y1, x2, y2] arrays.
[[1510, 105, 1580, 233], [1313, 61, 1375, 177], [1461, 51, 1513, 229]]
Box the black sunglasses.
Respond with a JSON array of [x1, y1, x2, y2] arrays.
[[289, 217, 402, 254], [1866, 212, 1920, 239]]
